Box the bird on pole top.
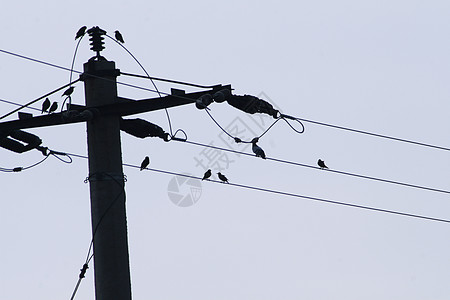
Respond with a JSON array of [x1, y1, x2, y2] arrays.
[[115, 30, 124, 43], [75, 26, 87, 40]]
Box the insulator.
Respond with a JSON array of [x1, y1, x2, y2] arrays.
[[120, 118, 169, 141], [213, 89, 232, 103], [227, 95, 279, 118], [87, 26, 107, 54], [195, 94, 213, 110], [0, 130, 42, 153]]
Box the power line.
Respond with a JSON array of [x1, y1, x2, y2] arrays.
[[0, 147, 72, 172], [105, 34, 174, 136], [0, 91, 448, 196], [177, 139, 450, 196], [2, 48, 450, 152], [0, 79, 81, 120], [204, 108, 305, 143], [63, 150, 450, 224], [295, 118, 450, 152], [0, 98, 41, 112], [120, 72, 221, 89]]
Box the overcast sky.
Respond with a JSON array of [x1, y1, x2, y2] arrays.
[[2, 1, 450, 299]]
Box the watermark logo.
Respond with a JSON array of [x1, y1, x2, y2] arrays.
[[167, 173, 202, 207]]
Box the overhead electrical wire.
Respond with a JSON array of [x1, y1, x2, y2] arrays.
[[2, 91, 441, 197], [1, 48, 450, 153], [63, 150, 450, 224], [297, 117, 450, 152], [0, 79, 81, 120], [204, 109, 305, 143], [176, 139, 450, 196], [0, 98, 41, 112], [0, 147, 72, 172], [105, 34, 174, 136], [120, 72, 221, 89]]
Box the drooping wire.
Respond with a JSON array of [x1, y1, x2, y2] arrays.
[[105, 34, 174, 136], [0, 146, 72, 172], [64, 34, 85, 112], [0, 88, 447, 196], [173, 139, 450, 196], [70, 172, 126, 300], [63, 150, 450, 224], [204, 109, 305, 143], [0, 155, 50, 172]]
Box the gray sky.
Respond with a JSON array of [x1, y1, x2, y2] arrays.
[[1, 1, 450, 299]]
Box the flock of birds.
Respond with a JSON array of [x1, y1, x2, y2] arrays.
[[75, 26, 124, 43], [40, 27, 125, 115], [40, 86, 74, 114], [68, 26, 331, 182], [138, 151, 329, 183]]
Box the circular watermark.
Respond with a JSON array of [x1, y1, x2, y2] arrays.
[[167, 174, 202, 207]]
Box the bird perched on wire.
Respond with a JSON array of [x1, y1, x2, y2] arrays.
[[41, 98, 51, 114], [217, 172, 229, 183], [62, 86, 74, 98], [251, 137, 266, 159], [202, 169, 211, 181], [75, 26, 87, 40], [318, 159, 328, 169], [115, 30, 124, 43], [48, 102, 58, 114], [140, 156, 150, 171]]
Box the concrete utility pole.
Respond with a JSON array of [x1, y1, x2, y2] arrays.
[[0, 26, 235, 300], [84, 58, 132, 300]]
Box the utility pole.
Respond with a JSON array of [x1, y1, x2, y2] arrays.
[[0, 25, 278, 300], [83, 43, 132, 299]]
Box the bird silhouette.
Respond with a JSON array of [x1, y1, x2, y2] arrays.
[[140, 156, 150, 171], [48, 102, 58, 114], [202, 169, 211, 181], [62, 86, 74, 97], [75, 26, 87, 40], [318, 159, 328, 169], [217, 172, 229, 183], [41, 98, 51, 113], [115, 30, 124, 43], [251, 138, 266, 159]]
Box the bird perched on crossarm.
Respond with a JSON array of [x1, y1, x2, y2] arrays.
[[48, 102, 58, 114], [41, 98, 51, 114], [62, 86, 74, 98], [202, 169, 211, 181], [251, 137, 266, 159], [217, 172, 229, 183], [318, 159, 328, 169], [140, 156, 150, 171], [75, 26, 87, 40], [115, 30, 124, 43]]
